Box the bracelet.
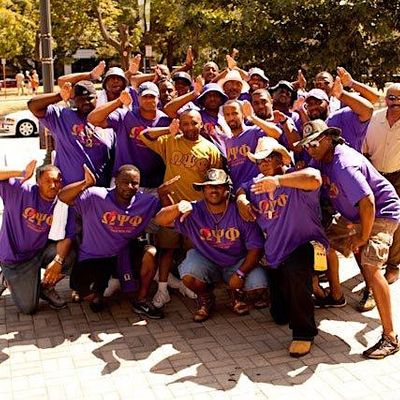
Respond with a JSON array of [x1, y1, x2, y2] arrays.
[[53, 254, 65, 265], [235, 269, 246, 280]]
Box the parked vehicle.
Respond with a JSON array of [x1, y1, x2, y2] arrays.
[[0, 78, 18, 89], [0, 110, 39, 137]]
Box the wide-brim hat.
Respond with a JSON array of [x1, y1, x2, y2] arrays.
[[248, 67, 269, 83], [218, 70, 250, 93], [293, 119, 342, 147], [248, 137, 292, 165], [193, 168, 232, 191], [197, 83, 228, 105], [102, 67, 128, 89]]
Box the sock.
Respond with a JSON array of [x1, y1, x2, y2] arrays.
[[158, 282, 168, 292]]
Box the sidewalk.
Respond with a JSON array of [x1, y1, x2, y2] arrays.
[[1, 255, 400, 400]]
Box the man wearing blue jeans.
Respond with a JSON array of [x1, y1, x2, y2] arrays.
[[154, 168, 268, 322], [0, 161, 75, 314]]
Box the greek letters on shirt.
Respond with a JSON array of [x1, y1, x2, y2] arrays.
[[226, 144, 251, 166], [101, 210, 143, 233], [22, 206, 53, 233], [322, 175, 339, 198], [71, 124, 102, 148], [199, 227, 241, 249], [257, 193, 289, 220], [170, 151, 209, 172]]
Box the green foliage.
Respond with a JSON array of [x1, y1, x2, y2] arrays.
[[2, 0, 399, 85]]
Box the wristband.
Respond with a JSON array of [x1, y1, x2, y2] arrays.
[[53, 254, 65, 265], [235, 269, 246, 280], [281, 117, 288, 124], [178, 200, 193, 214]]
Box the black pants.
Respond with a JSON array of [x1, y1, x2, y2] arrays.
[[70, 256, 118, 297], [268, 242, 317, 341]]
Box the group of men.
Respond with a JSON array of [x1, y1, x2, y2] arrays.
[[1, 51, 400, 360]]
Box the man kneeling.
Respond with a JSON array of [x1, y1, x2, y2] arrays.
[[154, 168, 267, 322], [0, 161, 74, 314]]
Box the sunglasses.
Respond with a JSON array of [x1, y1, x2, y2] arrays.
[[387, 95, 400, 102], [304, 135, 326, 149]]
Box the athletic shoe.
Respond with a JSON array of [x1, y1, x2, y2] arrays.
[[363, 334, 400, 359], [131, 300, 164, 319], [0, 272, 7, 296], [152, 288, 171, 308], [357, 288, 376, 312]]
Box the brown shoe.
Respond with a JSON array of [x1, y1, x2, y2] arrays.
[[193, 292, 215, 322], [229, 289, 250, 316], [384, 266, 399, 285], [289, 340, 312, 357]]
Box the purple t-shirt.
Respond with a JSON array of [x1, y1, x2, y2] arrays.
[[0, 180, 74, 264], [223, 127, 266, 189], [174, 200, 264, 267], [311, 145, 400, 223], [40, 105, 115, 186], [200, 110, 227, 156], [74, 187, 161, 261], [242, 174, 329, 268], [107, 107, 171, 187], [326, 107, 369, 153]]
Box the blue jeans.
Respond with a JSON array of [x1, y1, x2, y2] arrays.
[[178, 249, 268, 291], [1, 241, 75, 314]]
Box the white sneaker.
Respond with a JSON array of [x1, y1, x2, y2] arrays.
[[104, 278, 121, 297], [152, 288, 171, 308], [177, 281, 197, 299]]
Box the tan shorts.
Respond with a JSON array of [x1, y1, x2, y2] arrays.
[[326, 215, 398, 267], [156, 227, 192, 250]]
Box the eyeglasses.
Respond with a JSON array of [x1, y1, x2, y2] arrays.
[[386, 95, 400, 102], [304, 135, 325, 149]]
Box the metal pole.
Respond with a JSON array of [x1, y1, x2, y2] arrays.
[[39, 0, 54, 164], [39, 0, 54, 93]]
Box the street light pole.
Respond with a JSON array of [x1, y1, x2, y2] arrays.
[[39, 0, 54, 93], [39, 0, 54, 164]]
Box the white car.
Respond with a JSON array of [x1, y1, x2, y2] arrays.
[[0, 109, 39, 137]]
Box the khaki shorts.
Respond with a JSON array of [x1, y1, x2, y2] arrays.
[[156, 227, 192, 250], [326, 215, 398, 267]]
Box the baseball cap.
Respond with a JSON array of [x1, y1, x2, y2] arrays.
[[102, 67, 128, 89], [74, 80, 96, 97], [172, 71, 192, 86], [306, 88, 330, 103], [138, 81, 160, 97]]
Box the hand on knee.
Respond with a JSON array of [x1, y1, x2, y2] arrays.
[[182, 275, 205, 293]]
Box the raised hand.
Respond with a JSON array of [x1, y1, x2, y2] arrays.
[[21, 160, 37, 183], [237, 196, 257, 222], [226, 54, 237, 70], [331, 76, 344, 99], [177, 200, 193, 222], [90, 61, 106, 80], [129, 54, 142, 74], [296, 69, 307, 89], [83, 164, 96, 188], [337, 66, 353, 87], [119, 90, 132, 107], [185, 46, 194, 69], [60, 82, 73, 102], [193, 75, 203, 96], [241, 101, 255, 120], [273, 110, 288, 124], [169, 119, 180, 135]]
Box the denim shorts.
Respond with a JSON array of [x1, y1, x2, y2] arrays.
[[178, 249, 268, 290]]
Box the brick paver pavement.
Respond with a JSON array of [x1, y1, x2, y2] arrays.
[[1, 254, 400, 400]]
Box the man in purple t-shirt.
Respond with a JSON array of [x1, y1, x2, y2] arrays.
[[222, 100, 282, 189], [303, 74, 373, 153], [88, 82, 171, 188], [0, 161, 75, 314], [236, 137, 327, 358], [28, 81, 115, 187], [154, 169, 268, 322], [58, 164, 167, 318], [298, 119, 400, 359]]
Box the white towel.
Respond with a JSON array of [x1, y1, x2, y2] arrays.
[[48, 199, 69, 241]]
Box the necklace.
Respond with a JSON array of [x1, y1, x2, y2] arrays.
[[205, 199, 229, 230]]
